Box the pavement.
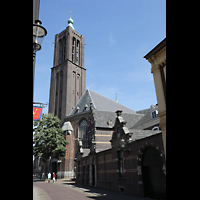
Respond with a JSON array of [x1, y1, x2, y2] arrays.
[[33, 184, 51, 200], [33, 178, 155, 200]]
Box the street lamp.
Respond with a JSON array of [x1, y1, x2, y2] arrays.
[[33, 19, 47, 99], [33, 19, 47, 59]]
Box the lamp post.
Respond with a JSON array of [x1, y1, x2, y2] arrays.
[[33, 19, 47, 98]]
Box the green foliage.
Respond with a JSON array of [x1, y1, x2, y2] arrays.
[[33, 113, 68, 160]]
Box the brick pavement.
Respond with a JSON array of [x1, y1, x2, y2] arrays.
[[33, 178, 155, 200], [33, 181, 90, 200]]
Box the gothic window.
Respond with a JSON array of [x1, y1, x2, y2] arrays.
[[59, 39, 63, 64], [59, 37, 66, 64], [55, 73, 59, 115], [72, 37, 76, 63], [118, 150, 125, 177], [62, 37, 66, 61], [58, 71, 63, 119], [76, 40, 80, 65], [78, 120, 88, 149]]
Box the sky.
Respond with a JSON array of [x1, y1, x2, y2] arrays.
[[34, 0, 166, 115]]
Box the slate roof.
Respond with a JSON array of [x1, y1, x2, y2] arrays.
[[130, 129, 162, 141], [94, 110, 144, 129], [70, 89, 137, 115], [67, 89, 144, 131], [131, 105, 160, 130]]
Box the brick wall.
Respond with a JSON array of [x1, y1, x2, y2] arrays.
[[76, 133, 165, 198]]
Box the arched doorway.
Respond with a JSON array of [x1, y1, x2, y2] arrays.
[[141, 146, 166, 199], [50, 158, 58, 179]]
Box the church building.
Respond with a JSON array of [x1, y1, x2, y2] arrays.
[[48, 16, 145, 178], [61, 89, 145, 177], [47, 16, 166, 199]]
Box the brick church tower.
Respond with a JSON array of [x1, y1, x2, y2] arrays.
[[48, 17, 86, 123]]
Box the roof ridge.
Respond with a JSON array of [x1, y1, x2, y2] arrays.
[[88, 89, 136, 114], [87, 89, 96, 109]]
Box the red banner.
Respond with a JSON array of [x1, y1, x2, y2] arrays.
[[33, 106, 42, 121]]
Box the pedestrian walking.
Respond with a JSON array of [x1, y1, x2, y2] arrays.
[[48, 172, 51, 183], [53, 172, 55, 183]]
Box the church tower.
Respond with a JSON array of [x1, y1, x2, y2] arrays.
[[48, 17, 86, 123]]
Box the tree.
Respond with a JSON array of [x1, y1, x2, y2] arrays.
[[33, 113, 68, 162]]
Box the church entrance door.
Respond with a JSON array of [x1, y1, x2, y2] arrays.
[[141, 147, 166, 199]]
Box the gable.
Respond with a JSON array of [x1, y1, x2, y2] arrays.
[[70, 89, 91, 115], [69, 89, 138, 116]]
